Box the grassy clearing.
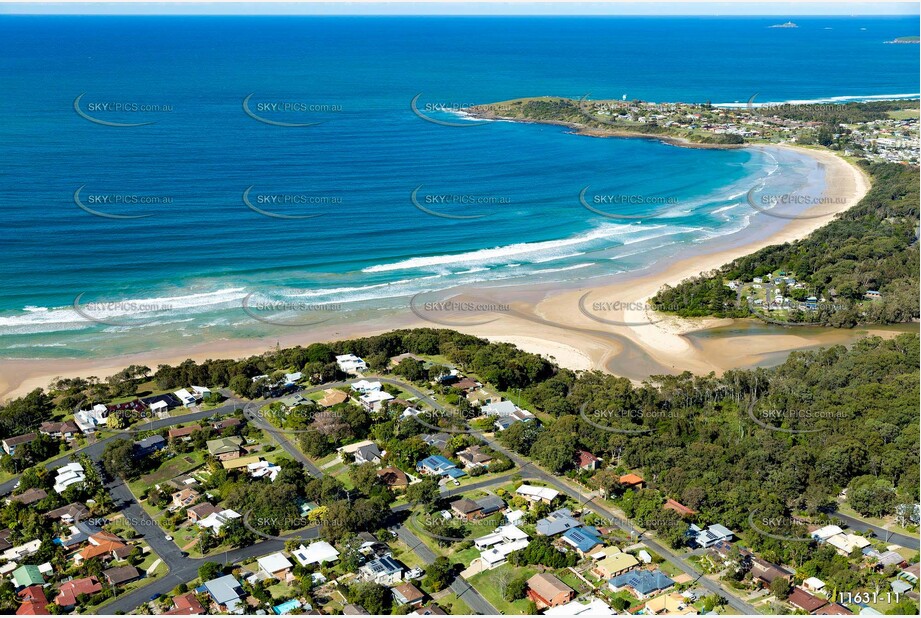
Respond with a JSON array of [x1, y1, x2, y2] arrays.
[[467, 563, 537, 615]]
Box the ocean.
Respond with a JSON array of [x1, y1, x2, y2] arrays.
[[0, 15, 918, 357]]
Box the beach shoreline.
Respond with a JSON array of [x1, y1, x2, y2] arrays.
[[0, 144, 877, 401]]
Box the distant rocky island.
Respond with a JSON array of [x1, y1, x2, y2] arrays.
[[885, 36, 920, 44], [769, 21, 798, 28]]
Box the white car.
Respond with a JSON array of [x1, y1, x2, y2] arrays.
[[164, 535, 173, 541]]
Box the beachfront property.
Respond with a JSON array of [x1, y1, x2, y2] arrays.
[[336, 354, 368, 374]]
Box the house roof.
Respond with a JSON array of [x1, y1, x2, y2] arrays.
[[55, 577, 102, 606], [168, 426, 199, 439], [355, 443, 382, 461], [342, 604, 370, 615], [561, 527, 603, 553], [392, 582, 425, 604], [318, 389, 348, 407], [258, 552, 293, 574], [3, 433, 36, 447], [789, 587, 828, 612], [188, 502, 222, 518], [45, 503, 90, 521], [619, 473, 643, 485], [293, 541, 339, 566], [595, 550, 639, 574], [16, 586, 50, 616], [576, 451, 601, 467], [609, 569, 675, 595], [527, 573, 573, 600], [459, 446, 492, 464], [165, 592, 206, 615], [750, 557, 790, 584], [474, 495, 505, 514], [536, 508, 581, 536], [663, 498, 696, 517], [12, 566, 45, 587], [362, 555, 402, 576], [414, 605, 448, 615], [207, 436, 244, 455], [450, 498, 481, 515], [516, 485, 559, 501], [814, 603, 854, 615], [418, 455, 455, 472], [11, 488, 48, 506], [204, 575, 243, 604], [103, 565, 140, 585]]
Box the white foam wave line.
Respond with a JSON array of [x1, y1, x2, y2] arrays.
[[532, 251, 586, 264], [530, 263, 595, 275], [713, 93, 920, 108], [361, 223, 648, 273]]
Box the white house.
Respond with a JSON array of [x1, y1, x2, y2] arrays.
[[283, 372, 303, 385], [292, 541, 340, 567], [175, 389, 199, 407], [336, 354, 368, 374], [257, 552, 293, 579], [359, 390, 394, 412], [198, 509, 241, 533], [53, 462, 86, 494], [191, 386, 211, 398], [74, 404, 109, 433], [516, 485, 560, 504], [150, 400, 169, 417], [351, 380, 381, 394]]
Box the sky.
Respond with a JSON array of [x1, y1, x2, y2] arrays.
[[0, 1, 918, 16]]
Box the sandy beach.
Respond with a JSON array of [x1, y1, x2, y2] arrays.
[[0, 144, 885, 400]]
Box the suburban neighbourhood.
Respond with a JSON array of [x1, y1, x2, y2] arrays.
[[0, 340, 918, 616]]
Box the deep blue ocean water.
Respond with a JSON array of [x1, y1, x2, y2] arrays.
[[0, 16, 918, 356]]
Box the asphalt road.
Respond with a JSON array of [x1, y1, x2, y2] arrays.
[[394, 523, 498, 615], [832, 510, 920, 550]]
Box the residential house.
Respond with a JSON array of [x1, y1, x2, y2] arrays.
[[811, 525, 844, 542], [292, 541, 340, 567], [392, 583, 425, 607], [75, 531, 130, 564], [359, 555, 403, 585], [515, 484, 559, 505], [482, 400, 536, 431], [202, 575, 245, 613], [592, 548, 640, 579], [575, 450, 602, 471], [168, 426, 199, 441], [359, 390, 394, 412], [336, 354, 368, 374], [663, 499, 697, 517], [608, 569, 675, 600], [788, 587, 828, 613], [536, 508, 581, 536], [163, 592, 207, 615], [54, 577, 102, 608], [187, 502, 222, 523], [421, 433, 450, 451], [689, 524, 734, 548], [543, 598, 616, 616], [174, 388, 200, 407], [619, 473, 644, 491], [803, 577, 827, 594], [16, 585, 49, 616], [475, 525, 530, 569], [222, 455, 261, 471], [207, 436, 245, 461], [212, 418, 241, 432], [134, 435, 166, 457], [197, 509, 241, 533], [12, 565, 44, 589], [813, 603, 854, 615], [414, 605, 449, 615], [342, 604, 370, 615], [318, 389, 348, 407], [450, 498, 483, 521], [351, 380, 382, 394], [416, 455, 458, 476], [749, 557, 792, 588], [353, 443, 383, 465], [643, 593, 697, 615], [53, 462, 86, 494], [102, 565, 141, 587], [474, 495, 505, 517], [2, 433, 36, 456], [172, 487, 200, 509], [257, 552, 293, 580], [826, 532, 871, 556], [73, 404, 109, 434], [457, 445, 493, 469], [10, 488, 48, 507], [45, 502, 89, 524], [1, 540, 42, 563], [560, 527, 603, 556], [279, 394, 306, 409], [377, 467, 409, 490], [526, 573, 575, 609], [38, 421, 79, 440]]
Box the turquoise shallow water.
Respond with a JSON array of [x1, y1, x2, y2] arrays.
[[0, 16, 917, 357]]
